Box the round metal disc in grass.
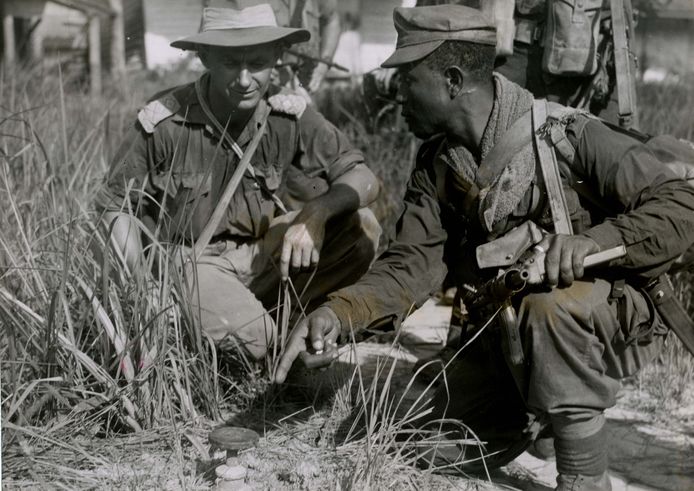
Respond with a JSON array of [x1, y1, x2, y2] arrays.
[[209, 426, 260, 452]]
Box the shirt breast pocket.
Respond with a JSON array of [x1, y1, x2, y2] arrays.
[[171, 173, 213, 239]]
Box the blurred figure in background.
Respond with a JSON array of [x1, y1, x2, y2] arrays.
[[271, 0, 342, 94], [206, 0, 342, 97]]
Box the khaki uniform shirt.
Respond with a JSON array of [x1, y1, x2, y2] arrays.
[[97, 75, 362, 243]]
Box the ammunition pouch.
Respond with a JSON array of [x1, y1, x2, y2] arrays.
[[543, 0, 604, 76], [609, 279, 660, 347]]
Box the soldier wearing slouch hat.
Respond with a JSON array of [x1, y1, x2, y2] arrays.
[[98, 0, 380, 360]]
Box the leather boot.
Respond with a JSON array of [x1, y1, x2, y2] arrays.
[[556, 471, 612, 491]]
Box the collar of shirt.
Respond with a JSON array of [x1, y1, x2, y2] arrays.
[[168, 72, 270, 151]]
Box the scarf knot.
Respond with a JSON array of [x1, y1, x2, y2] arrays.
[[442, 73, 537, 234]]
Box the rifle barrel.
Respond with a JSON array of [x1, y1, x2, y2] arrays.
[[285, 49, 349, 72]]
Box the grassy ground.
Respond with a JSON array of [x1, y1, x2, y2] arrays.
[[1, 61, 693, 489]]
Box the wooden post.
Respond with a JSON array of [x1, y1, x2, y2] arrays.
[[29, 16, 44, 61], [109, 0, 126, 78], [3, 12, 16, 68], [88, 15, 102, 96]]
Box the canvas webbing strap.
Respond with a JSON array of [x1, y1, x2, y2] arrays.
[[195, 76, 287, 214], [290, 0, 308, 28], [532, 99, 574, 235], [610, 0, 639, 129], [192, 102, 272, 260], [434, 110, 533, 219]]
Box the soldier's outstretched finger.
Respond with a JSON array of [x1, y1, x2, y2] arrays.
[[274, 318, 309, 383]]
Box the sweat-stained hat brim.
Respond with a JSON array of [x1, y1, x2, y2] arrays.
[[381, 5, 497, 68], [171, 26, 309, 50]]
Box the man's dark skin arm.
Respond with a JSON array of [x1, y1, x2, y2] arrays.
[[274, 160, 449, 383]]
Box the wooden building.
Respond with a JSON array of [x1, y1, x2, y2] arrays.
[[1, 0, 138, 95]]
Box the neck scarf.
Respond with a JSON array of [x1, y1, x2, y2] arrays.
[[442, 73, 536, 234]]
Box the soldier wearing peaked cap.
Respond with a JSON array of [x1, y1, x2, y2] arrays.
[[274, 5, 694, 490], [414, 0, 634, 127], [97, 0, 380, 361]]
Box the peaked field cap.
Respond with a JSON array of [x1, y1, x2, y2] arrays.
[[381, 5, 496, 68], [171, 2, 310, 51]]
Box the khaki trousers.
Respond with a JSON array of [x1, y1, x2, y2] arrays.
[[183, 209, 380, 359]]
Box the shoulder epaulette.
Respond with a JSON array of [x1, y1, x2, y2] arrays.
[[268, 92, 307, 118], [137, 92, 180, 133]]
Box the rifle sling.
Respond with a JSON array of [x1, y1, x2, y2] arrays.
[[192, 103, 272, 260], [532, 99, 574, 235]]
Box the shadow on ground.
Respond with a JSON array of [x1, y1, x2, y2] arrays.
[[606, 413, 694, 491]]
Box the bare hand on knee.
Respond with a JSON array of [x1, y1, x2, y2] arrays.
[[536, 234, 601, 287], [280, 208, 327, 280], [274, 306, 341, 383]]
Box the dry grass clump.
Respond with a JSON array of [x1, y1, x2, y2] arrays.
[[1, 63, 227, 449]]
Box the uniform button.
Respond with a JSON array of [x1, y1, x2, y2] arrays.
[[252, 182, 260, 189]]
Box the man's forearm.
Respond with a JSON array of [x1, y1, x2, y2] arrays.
[[304, 164, 379, 221], [319, 11, 341, 61]]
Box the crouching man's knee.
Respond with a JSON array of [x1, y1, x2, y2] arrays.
[[183, 261, 277, 361]]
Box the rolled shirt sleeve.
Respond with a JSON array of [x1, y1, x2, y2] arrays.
[[95, 121, 161, 216], [294, 104, 364, 182]]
